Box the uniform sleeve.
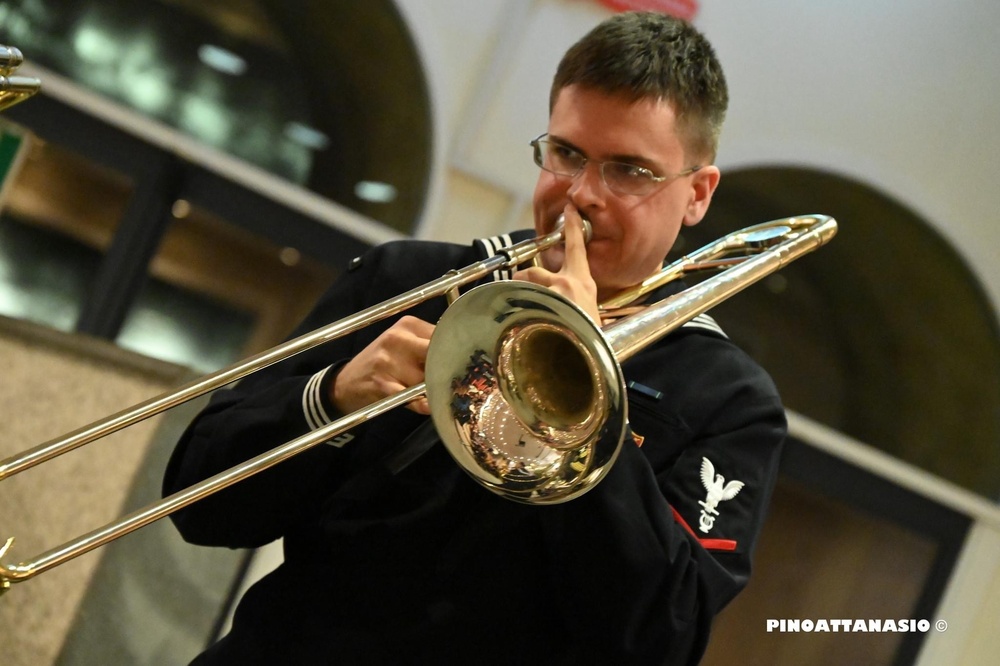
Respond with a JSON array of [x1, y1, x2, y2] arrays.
[[163, 243, 389, 548], [538, 330, 786, 663], [163, 238, 478, 549]]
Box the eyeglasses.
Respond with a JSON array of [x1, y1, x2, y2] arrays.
[[530, 134, 701, 197]]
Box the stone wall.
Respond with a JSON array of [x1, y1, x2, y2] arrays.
[[0, 317, 242, 665]]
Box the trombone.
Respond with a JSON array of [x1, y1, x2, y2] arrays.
[[0, 214, 837, 592]]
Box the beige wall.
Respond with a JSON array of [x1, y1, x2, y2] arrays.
[[0, 316, 190, 666], [916, 521, 1000, 666]]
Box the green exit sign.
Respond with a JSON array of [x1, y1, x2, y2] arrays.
[[0, 122, 27, 205]]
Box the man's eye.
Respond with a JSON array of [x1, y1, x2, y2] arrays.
[[551, 144, 579, 161], [608, 162, 652, 180]]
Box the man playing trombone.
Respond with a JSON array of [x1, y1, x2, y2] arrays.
[[165, 11, 787, 665]]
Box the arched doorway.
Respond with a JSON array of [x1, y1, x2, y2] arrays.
[[695, 166, 996, 664], [680, 166, 1000, 498]]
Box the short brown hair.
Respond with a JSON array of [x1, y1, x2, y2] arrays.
[[551, 12, 728, 162]]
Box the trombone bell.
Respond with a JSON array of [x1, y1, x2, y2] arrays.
[[426, 281, 626, 504]]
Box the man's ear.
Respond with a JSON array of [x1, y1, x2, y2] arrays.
[[683, 165, 721, 227]]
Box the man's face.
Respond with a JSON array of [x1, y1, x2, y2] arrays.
[[532, 85, 719, 301]]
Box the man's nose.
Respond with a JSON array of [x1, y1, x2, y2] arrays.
[[567, 163, 607, 208]]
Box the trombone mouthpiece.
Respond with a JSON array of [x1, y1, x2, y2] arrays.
[[555, 214, 593, 243]]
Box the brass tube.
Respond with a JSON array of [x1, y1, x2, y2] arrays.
[[1, 384, 425, 589], [605, 215, 838, 361]]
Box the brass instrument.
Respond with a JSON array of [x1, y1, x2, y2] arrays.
[[0, 45, 41, 111], [0, 214, 837, 592]]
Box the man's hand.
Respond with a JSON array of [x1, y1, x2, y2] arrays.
[[513, 205, 600, 323], [330, 315, 434, 415]]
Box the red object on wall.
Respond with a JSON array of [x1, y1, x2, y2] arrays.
[[597, 0, 699, 21]]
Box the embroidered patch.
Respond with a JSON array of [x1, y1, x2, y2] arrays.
[[698, 457, 744, 534], [670, 507, 738, 552]]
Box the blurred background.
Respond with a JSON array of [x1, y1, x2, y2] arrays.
[[0, 1, 997, 664]]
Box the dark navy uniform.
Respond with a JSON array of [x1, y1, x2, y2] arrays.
[[164, 231, 786, 665]]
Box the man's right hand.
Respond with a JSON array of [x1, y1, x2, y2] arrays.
[[512, 205, 600, 323], [330, 315, 434, 415]]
